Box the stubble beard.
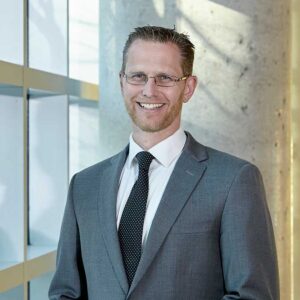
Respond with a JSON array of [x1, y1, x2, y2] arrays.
[[125, 96, 184, 133]]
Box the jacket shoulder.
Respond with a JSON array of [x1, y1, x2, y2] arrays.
[[203, 146, 262, 186], [73, 150, 125, 181], [186, 132, 256, 170], [206, 146, 251, 167]]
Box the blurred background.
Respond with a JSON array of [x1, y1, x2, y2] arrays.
[[0, 0, 299, 299]]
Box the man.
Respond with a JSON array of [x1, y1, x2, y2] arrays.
[[49, 26, 279, 299]]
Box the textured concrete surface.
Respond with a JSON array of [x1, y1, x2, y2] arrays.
[[99, 1, 291, 297]]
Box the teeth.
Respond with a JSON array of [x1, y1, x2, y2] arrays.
[[140, 103, 164, 109]]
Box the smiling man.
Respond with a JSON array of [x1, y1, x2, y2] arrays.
[[120, 39, 195, 141], [49, 26, 279, 300]]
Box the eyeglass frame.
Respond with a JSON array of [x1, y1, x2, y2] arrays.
[[121, 72, 190, 87]]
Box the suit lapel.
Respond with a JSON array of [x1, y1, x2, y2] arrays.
[[97, 147, 129, 294], [128, 133, 208, 296]]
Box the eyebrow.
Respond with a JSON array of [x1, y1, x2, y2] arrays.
[[126, 71, 145, 75], [127, 71, 177, 77]]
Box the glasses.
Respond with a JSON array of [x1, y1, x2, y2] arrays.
[[123, 73, 189, 87]]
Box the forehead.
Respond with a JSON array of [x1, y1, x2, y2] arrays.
[[125, 39, 183, 74]]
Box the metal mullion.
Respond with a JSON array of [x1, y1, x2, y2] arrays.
[[23, 67, 99, 101], [24, 67, 69, 94], [23, 0, 29, 298], [292, 0, 300, 299], [24, 251, 56, 283], [0, 263, 24, 293], [67, 0, 71, 182], [68, 78, 99, 101], [67, 0, 70, 79], [0, 61, 23, 86]]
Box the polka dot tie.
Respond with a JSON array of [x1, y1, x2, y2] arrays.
[[118, 151, 154, 286]]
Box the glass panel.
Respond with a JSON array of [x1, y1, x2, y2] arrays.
[[30, 271, 54, 300], [29, 91, 68, 249], [69, 97, 100, 177], [69, 0, 99, 83], [0, 0, 23, 64], [0, 85, 24, 263], [29, 0, 67, 75], [0, 285, 23, 300]]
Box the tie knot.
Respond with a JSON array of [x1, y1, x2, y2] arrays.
[[136, 151, 154, 171]]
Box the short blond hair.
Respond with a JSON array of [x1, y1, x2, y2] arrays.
[[121, 26, 195, 75]]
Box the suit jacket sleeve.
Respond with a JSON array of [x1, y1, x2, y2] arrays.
[[48, 174, 87, 300], [220, 163, 279, 299]]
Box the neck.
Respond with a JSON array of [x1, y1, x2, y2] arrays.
[[132, 125, 180, 150]]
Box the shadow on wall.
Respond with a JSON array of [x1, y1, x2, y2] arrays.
[[208, 0, 255, 16]]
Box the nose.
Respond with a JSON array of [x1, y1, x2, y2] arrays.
[[142, 77, 158, 98]]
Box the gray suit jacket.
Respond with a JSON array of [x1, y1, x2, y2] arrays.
[[49, 132, 279, 300]]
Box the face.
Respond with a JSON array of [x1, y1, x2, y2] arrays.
[[120, 40, 196, 135]]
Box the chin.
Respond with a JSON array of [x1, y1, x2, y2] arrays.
[[135, 124, 162, 133], [133, 119, 173, 133]]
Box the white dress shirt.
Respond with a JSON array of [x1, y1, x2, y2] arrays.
[[116, 128, 186, 245]]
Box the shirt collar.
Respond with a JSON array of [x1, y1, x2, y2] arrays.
[[127, 128, 186, 168]]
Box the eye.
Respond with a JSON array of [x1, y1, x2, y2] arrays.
[[130, 73, 146, 81], [156, 74, 173, 82]]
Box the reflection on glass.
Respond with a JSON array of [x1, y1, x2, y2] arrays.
[[29, 91, 68, 247], [30, 271, 54, 300], [29, 0, 67, 75], [69, 0, 99, 83], [0, 285, 23, 300], [0, 0, 23, 64], [69, 97, 100, 177], [0, 86, 24, 264]]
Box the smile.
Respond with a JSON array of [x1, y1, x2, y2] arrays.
[[138, 102, 165, 110]]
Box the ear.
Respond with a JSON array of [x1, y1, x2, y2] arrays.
[[119, 72, 124, 89], [183, 75, 197, 103]]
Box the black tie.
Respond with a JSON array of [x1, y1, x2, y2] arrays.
[[118, 151, 154, 285]]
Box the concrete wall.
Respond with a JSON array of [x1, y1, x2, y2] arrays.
[[292, 0, 300, 296], [99, 1, 291, 298]]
